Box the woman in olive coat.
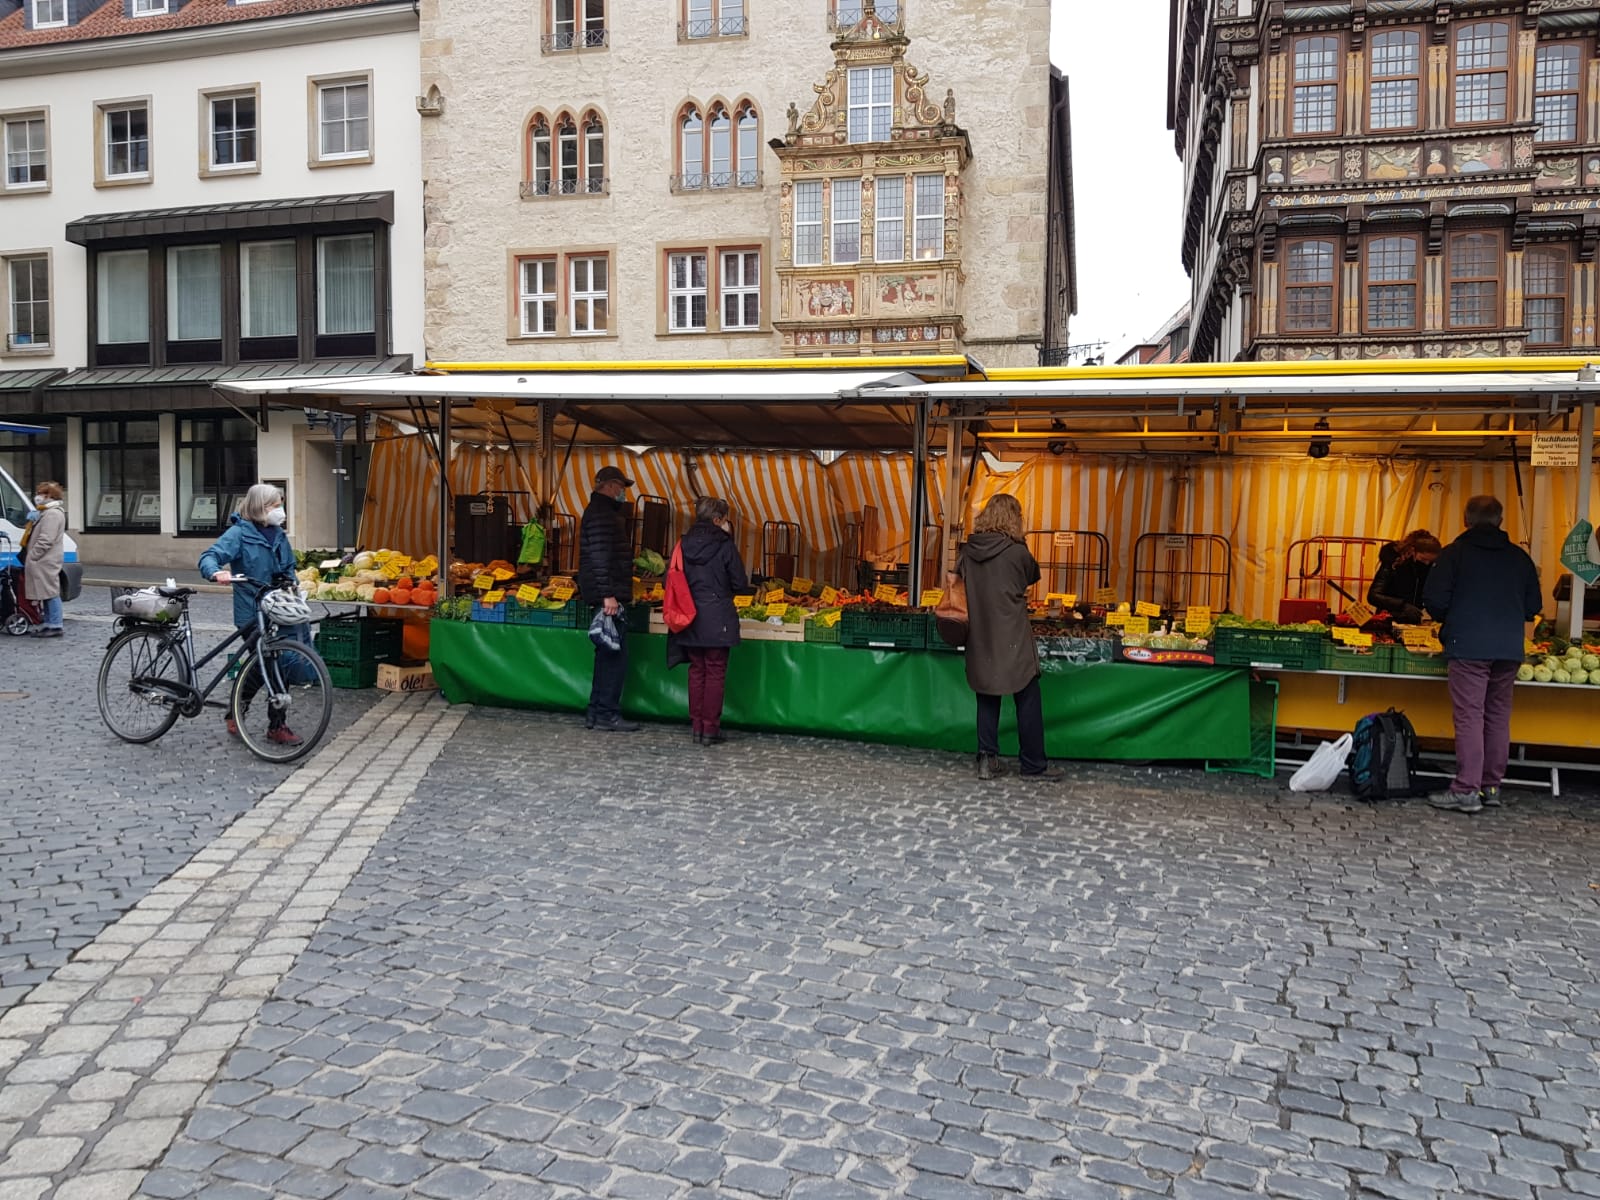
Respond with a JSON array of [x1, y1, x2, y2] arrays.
[[957, 494, 1061, 781]]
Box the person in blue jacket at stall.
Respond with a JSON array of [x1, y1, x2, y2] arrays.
[[199, 482, 305, 746]]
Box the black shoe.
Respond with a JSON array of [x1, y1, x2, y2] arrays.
[[977, 753, 1000, 781], [1020, 766, 1065, 781], [584, 710, 596, 730], [693, 732, 704, 745], [593, 716, 640, 732], [1480, 786, 1503, 808], [703, 732, 725, 746], [35, 627, 62, 638]]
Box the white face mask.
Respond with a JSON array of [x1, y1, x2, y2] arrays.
[[32, 495, 45, 507], [263, 507, 287, 527]]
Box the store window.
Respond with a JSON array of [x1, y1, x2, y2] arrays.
[[1534, 44, 1581, 144], [95, 249, 150, 365], [178, 415, 258, 535], [1369, 30, 1421, 131], [0, 419, 64, 519], [1454, 21, 1510, 125], [1447, 231, 1501, 328], [1291, 35, 1340, 135], [84, 417, 160, 531], [1283, 238, 1337, 333], [1364, 235, 1419, 332], [1525, 246, 1570, 346], [166, 243, 222, 364]]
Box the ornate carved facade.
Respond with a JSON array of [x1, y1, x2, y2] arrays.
[[1170, 0, 1600, 362], [769, 5, 972, 355]]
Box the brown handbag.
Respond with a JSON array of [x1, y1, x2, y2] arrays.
[[933, 570, 969, 647]]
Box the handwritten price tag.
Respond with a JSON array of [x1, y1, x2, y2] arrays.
[[1343, 600, 1376, 626], [1094, 587, 1118, 606], [1124, 615, 1151, 636], [1104, 610, 1128, 626], [765, 588, 786, 606], [1045, 593, 1077, 607], [1184, 606, 1212, 633], [473, 574, 495, 591], [1401, 627, 1433, 646], [491, 567, 515, 581], [819, 609, 842, 627], [919, 588, 944, 608], [734, 594, 754, 608], [1135, 600, 1161, 618], [481, 589, 505, 604], [873, 583, 901, 604], [765, 602, 788, 618], [1346, 630, 1374, 647], [548, 584, 575, 602], [791, 577, 813, 595], [515, 583, 541, 604], [1331, 626, 1355, 644], [820, 585, 839, 606]]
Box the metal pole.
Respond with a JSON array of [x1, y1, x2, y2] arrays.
[[939, 414, 963, 578], [332, 418, 347, 556], [909, 398, 929, 598], [1569, 399, 1595, 642], [540, 401, 555, 519], [438, 396, 452, 588]]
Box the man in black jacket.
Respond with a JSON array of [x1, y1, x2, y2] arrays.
[[1422, 495, 1542, 813], [579, 465, 638, 732]]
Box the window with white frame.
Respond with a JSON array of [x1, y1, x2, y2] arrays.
[[31, 0, 65, 28], [875, 175, 905, 262], [794, 180, 823, 266], [317, 80, 370, 161], [831, 179, 861, 264], [667, 252, 708, 332], [103, 104, 150, 179], [736, 104, 758, 186], [913, 173, 944, 260], [240, 240, 296, 340], [721, 250, 760, 330], [570, 255, 608, 334], [557, 115, 578, 192], [132, 0, 168, 14], [519, 258, 558, 336], [3, 114, 47, 189], [96, 249, 150, 346], [316, 234, 375, 335], [684, 0, 746, 39], [210, 93, 257, 170], [584, 115, 605, 192], [709, 106, 731, 187], [847, 66, 893, 143], [550, 0, 605, 50], [167, 244, 222, 343], [6, 255, 49, 351]]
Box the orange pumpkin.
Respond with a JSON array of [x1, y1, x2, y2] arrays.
[[396, 576, 414, 591], [412, 590, 432, 606], [372, 587, 392, 605], [391, 587, 413, 606]]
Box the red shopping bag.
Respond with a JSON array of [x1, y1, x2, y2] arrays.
[[663, 541, 697, 634]]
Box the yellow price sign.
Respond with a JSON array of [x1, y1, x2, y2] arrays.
[[1135, 600, 1161, 618], [1044, 592, 1077, 607], [473, 573, 495, 591], [389, 555, 412, 572], [515, 583, 541, 604], [648, 583, 664, 601], [481, 589, 505, 604], [765, 588, 786, 606], [1346, 630, 1374, 647], [873, 583, 901, 604], [1094, 587, 1118, 606], [1331, 626, 1356, 644], [818, 609, 842, 627], [1421, 638, 1444, 654], [1104, 610, 1128, 626], [1401, 627, 1433, 646], [791, 577, 813, 596], [734, 594, 754, 608], [765, 602, 788, 618], [919, 588, 944, 608], [548, 584, 575, 602], [1184, 606, 1212, 633], [491, 567, 515, 581], [1124, 615, 1151, 636], [1343, 600, 1376, 627], [1525, 637, 1538, 655], [820, 585, 839, 606]]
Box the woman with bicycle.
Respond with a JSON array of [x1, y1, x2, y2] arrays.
[[199, 483, 308, 747]]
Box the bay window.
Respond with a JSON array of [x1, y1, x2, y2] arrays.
[[1365, 235, 1419, 332], [1291, 35, 1339, 135], [1525, 246, 1569, 347], [1283, 239, 1336, 333], [1454, 22, 1510, 124], [794, 180, 823, 266], [316, 233, 375, 351], [913, 173, 945, 260], [1447, 231, 1501, 328]]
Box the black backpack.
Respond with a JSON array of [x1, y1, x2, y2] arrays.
[[1348, 708, 1422, 800]]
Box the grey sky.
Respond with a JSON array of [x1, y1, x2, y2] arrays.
[[1050, 0, 1192, 360]]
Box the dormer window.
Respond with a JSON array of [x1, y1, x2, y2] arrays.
[[132, 0, 169, 14], [846, 67, 893, 143], [31, 0, 67, 28]]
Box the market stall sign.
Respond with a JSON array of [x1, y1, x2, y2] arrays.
[[1531, 432, 1582, 468], [1121, 647, 1216, 667], [818, 609, 842, 627], [1052, 532, 1077, 550], [734, 594, 754, 608], [820, 586, 839, 606], [1184, 606, 1212, 633], [1045, 593, 1077, 607], [1135, 601, 1161, 618], [1124, 615, 1151, 636], [1561, 519, 1600, 585], [791, 577, 813, 596], [919, 588, 944, 608], [1333, 627, 1373, 647], [473, 574, 494, 591], [1105, 611, 1128, 626], [548, 583, 575, 602], [1400, 626, 1435, 646], [491, 567, 515, 581], [1342, 600, 1376, 627], [873, 583, 902, 604], [766, 588, 786, 606], [1094, 587, 1117, 606], [481, 589, 505, 604], [516, 584, 541, 604], [765, 602, 788, 618]]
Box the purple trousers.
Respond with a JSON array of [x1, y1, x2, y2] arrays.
[[687, 647, 730, 736], [1445, 658, 1520, 793]]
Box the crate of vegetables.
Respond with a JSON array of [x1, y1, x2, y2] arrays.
[[511, 598, 586, 628], [839, 605, 930, 651], [1392, 647, 1449, 677], [1321, 640, 1396, 674], [1212, 622, 1324, 671], [315, 616, 403, 666]]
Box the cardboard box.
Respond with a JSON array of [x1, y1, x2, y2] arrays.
[[376, 661, 437, 693]]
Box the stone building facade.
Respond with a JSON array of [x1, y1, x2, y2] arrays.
[[418, 0, 1072, 368], [1170, 0, 1600, 362]]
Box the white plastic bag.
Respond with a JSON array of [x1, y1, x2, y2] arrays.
[[1288, 733, 1353, 792]]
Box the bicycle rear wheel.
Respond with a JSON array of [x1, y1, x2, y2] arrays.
[[98, 627, 187, 743], [232, 637, 332, 764]]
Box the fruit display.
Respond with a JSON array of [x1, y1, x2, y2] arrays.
[[297, 550, 441, 608]]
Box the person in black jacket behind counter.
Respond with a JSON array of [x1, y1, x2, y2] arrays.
[[579, 465, 639, 732], [1367, 530, 1442, 623]]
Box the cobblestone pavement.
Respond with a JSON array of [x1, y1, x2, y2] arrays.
[[0, 594, 379, 1010], [109, 707, 1597, 1200]]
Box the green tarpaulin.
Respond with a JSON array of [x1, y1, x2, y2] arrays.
[[430, 622, 1251, 761]]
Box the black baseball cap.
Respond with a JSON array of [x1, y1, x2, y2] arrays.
[[595, 465, 633, 488]]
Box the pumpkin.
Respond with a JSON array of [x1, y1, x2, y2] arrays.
[[372, 587, 391, 605], [391, 587, 413, 606], [412, 590, 432, 606], [396, 576, 414, 591]]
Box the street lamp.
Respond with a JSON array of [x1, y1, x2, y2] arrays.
[[302, 407, 361, 554]]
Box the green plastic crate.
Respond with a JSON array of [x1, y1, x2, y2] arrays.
[[326, 658, 378, 689], [625, 603, 654, 633], [1213, 626, 1323, 671], [1393, 648, 1449, 677], [839, 608, 929, 651], [1207, 678, 1278, 779], [804, 617, 842, 644], [1321, 640, 1396, 674], [315, 617, 402, 666]]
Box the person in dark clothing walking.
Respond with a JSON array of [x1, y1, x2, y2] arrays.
[[1366, 529, 1441, 623], [957, 494, 1062, 781], [670, 496, 748, 745], [579, 465, 638, 732], [1422, 495, 1542, 813]]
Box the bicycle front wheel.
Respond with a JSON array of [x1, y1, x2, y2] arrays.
[[98, 627, 187, 743], [232, 637, 332, 764]]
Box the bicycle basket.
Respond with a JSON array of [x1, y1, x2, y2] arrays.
[[111, 587, 183, 624]]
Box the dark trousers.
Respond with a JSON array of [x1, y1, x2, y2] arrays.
[[588, 606, 628, 721], [976, 675, 1047, 775], [1446, 658, 1520, 792], [687, 647, 730, 735]]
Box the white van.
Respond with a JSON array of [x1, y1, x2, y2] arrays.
[[0, 458, 84, 602]]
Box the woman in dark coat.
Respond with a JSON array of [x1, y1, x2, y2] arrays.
[[957, 494, 1061, 781], [671, 496, 748, 745], [1367, 529, 1441, 623]]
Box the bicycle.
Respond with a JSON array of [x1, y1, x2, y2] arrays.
[[95, 574, 333, 764]]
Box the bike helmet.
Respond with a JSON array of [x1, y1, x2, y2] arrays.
[[260, 588, 314, 627]]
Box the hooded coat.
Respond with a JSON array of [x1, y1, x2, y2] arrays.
[[199, 513, 297, 629], [1422, 526, 1542, 662], [671, 519, 748, 649], [23, 501, 65, 602], [957, 530, 1041, 696]]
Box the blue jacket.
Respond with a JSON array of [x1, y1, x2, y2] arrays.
[[1422, 526, 1542, 662], [199, 513, 296, 630]]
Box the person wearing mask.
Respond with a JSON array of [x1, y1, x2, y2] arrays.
[[22, 481, 66, 638], [958, 493, 1062, 782], [199, 483, 304, 746], [1422, 495, 1542, 814], [670, 496, 748, 745], [1367, 529, 1442, 623], [579, 465, 638, 732]]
